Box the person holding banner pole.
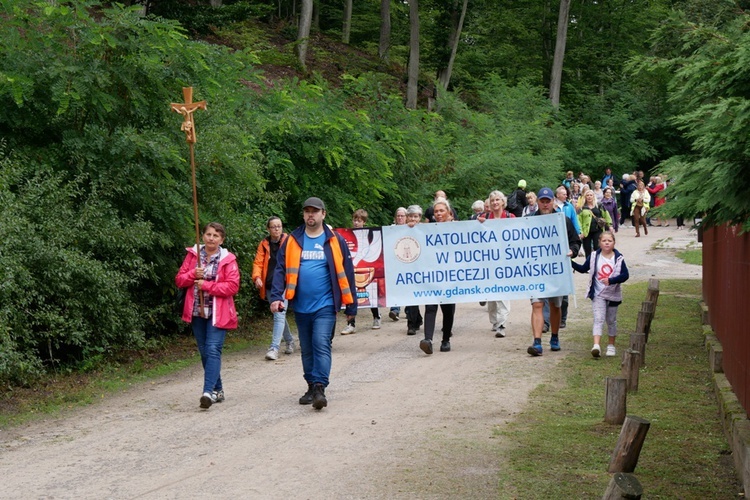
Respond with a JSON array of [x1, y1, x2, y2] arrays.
[[419, 199, 457, 354], [477, 190, 514, 338], [527, 188, 581, 356], [388, 207, 408, 321], [404, 205, 424, 336]]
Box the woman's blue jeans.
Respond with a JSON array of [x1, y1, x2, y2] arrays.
[[270, 299, 293, 350], [294, 306, 336, 387], [191, 316, 226, 393]]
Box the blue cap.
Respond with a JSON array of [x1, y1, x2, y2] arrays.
[[537, 187, 554, 200]]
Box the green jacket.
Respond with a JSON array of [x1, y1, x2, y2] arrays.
[[578, 204, 612, 238]]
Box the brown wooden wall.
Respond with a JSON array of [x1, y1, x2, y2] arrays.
[[703, 225, 750, 416]]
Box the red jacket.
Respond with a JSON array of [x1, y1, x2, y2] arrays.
[[647, 182, 666, 208], [175, 246, 240, 329]]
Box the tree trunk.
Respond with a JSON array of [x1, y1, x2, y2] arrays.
[[297, 0, 314, 71], [313, 0, 320, 31], [549, 0, 570, 108], [436, 0, 469, 92], [379, 0, 391, 62], [406, 0, 420, 109], [343, 0, 353, 44]]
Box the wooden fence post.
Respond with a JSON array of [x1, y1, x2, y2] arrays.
[[608, 415, 651, 473], [629, 333, 646, 368], [635, 301, 655, 342], [603, 472, 643, 499], [645, 278, 660, 316], [605, 377, 628, 425], [621, 349, 640, 393]]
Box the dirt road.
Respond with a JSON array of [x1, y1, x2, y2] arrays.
[[0, 224, 701, 499]]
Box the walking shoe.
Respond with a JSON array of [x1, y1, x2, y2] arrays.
[[479, 301, 487, 306], [265, 347, 279, 360], [491, 323, 499, 332], [440, 341, 451, 352], [407, 328, 417, 336], [495, 325, 506, 338], [284, 341, 295, 355], [312, 384, 327, 410], [389, 310, 399, 321], [419, 339, 433, 355], [559, 321, 566, 329], [527, 343, 543, 356], [606, 345, 617, 357], [372, 318, 381, 329], [212, 390, 225, 403], [299, 384, 314, 405], [550, 336, 561, 351], [542, 323, 550, 334], [199, 391, 217, 409], [591, 344, 601, 358], [340, 324, 356, 335]]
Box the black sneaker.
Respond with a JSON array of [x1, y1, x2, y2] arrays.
[[299, 385, 314, 405], [479, 301, 486, 306], [542, 323, 550, 333], [440, 341, 451, 352], [407, 328, 416, 335], [312, 384, 327, 410], [419, 339, 433, 355], [559, 321, 567, 329], [389, 310, 399, 321]]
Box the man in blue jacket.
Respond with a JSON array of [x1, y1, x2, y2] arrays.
[[270, 197, 357, 410]]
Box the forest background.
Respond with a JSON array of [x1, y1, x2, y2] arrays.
[[0, 0, 748, 385]]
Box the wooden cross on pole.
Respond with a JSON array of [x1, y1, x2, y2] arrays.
[[171, 87, 208, 317]]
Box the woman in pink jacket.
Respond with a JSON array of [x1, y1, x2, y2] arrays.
[[175, 222, 240, 409]]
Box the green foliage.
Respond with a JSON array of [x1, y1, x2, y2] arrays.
[[439, 76, 567, 212], [0, 148, 150, 384], [147, 1, 270, 36], [560, 82, 658, 177], [642, 11, 750, 230]]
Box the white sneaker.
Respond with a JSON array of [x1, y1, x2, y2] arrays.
[[341, 324, 356, 335], [265, 347, 279, 360], [591, 344, 601, 358], [284, 341, 295, 355], [606, 345, 616, 357], [372, 318, 381, 329]]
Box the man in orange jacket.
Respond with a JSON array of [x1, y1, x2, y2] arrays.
[[270, 197, 357, 410]]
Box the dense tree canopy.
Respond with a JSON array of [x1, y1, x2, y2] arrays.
[[0, 0, 747, 382]]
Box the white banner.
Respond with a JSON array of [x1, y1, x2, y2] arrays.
[[382, 212, 575, 306]]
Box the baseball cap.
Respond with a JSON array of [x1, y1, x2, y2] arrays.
[[537, 187, 554, 200], [518, 179, 527, 189], [302, 197, 326, 210]]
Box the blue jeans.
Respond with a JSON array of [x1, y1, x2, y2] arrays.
[[270, 299, 293, 350], [192, 317, 226, 393], [294, 305, 336, 387]]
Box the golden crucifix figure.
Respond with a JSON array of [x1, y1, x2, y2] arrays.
[[171, 86, 207, 144], [171, 87, 208, 316]]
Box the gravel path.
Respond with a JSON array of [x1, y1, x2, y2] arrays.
[[0, 224, 701, 499]]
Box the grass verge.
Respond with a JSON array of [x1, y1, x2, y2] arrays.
[[676, 249, 702, 265], [0, 317, 272, 429], [497, 279, 742, 498]]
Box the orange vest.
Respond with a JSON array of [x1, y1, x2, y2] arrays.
[[284, 234, 354, 305]]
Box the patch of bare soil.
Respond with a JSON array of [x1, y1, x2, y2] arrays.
[[0, 225, 701, 498]]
